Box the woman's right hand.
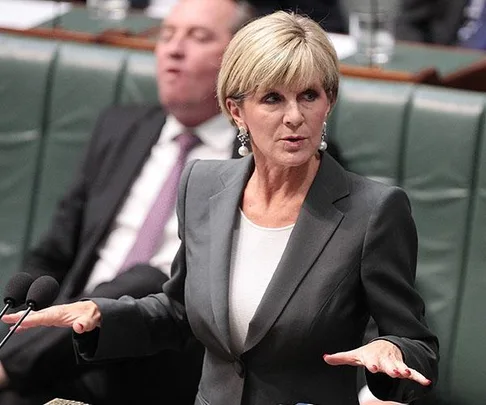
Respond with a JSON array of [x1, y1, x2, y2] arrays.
[[2, 301, 101, 334]]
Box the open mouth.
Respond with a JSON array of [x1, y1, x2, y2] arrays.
[[283, 137, 305, 142]]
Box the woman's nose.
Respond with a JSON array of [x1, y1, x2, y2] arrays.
[[284, 102, 304, 127]]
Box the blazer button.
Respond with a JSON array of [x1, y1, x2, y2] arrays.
[[233, 358, 245, 378]]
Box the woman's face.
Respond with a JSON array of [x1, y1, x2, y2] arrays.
[[228, 81, 331, 168]]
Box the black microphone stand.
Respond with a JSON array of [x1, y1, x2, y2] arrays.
[[0, 304, 34, 350], [0, 301, 13, 319]]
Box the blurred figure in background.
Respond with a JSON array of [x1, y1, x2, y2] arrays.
[[0, 0, 254, 404], [244, 0, 347, 33], [396, 0, 486, 49]]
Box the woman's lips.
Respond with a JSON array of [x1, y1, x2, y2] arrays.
[[282, 137, 306, 149]]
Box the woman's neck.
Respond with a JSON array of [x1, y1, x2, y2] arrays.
[[250, 153, 320, 202], [241, 153, 321, 227]]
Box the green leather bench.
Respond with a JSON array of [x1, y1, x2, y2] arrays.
[[0, 32, 485, 405], [0, 33, 159, 287]]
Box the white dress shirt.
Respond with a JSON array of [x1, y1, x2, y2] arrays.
[[84, 113, 235, 293]]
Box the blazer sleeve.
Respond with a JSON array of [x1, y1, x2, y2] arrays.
[[74, 159, 200, 362], [360, 187, 439, 403]]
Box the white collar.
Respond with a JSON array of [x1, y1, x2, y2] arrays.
[[161, 114, 235, 152]]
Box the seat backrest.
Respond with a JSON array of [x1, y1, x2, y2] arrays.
[[0, 35, 57, 293], [449, 116, 486, 404], [329, 79, 413, 185], [26, 41, 158, 247], [0, 33, 159, 290], [330, 78, 486, 404], [400, 86, 484, 401]]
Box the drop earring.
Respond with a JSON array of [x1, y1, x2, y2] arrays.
[[237, 126, 250, 156], [320, 122, 328, 151]]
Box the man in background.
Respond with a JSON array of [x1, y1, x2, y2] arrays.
[[0, 0, 254, 404], [396, 0, 486, 49], [247, 0, 347, 33]]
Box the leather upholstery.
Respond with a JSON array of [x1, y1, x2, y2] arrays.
[[330, 79, 486, 405], [0, 35, 57, 293]]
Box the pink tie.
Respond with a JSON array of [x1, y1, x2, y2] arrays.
[[118, 132, 200, 273]]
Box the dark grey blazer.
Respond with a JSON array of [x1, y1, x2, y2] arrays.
[[81, 153, 439, 405], [396, 0, 468, 45]]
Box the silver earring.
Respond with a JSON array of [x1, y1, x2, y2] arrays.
[[237, 126, 250, 156], [320, 122, 328, 151]]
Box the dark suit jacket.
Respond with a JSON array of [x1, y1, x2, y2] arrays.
[[0, 105, 221, 402], [79, 153, 439, 405], [396, 0, 468, 45]]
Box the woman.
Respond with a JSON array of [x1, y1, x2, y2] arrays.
[[4, 11, 438, 405]]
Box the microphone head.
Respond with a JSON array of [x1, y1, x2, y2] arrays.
[[25, 276, 60, 310], [3, 272, 35, 307]]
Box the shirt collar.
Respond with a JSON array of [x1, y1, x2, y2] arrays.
[[161, 114, 235, 152]]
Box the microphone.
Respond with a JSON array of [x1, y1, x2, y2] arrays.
[[0, 272, 35, 319], [0, 276, 59, 350]]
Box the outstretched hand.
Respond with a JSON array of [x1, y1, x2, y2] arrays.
[[2, 301, 101, 334], [323, 339, 431, 386]]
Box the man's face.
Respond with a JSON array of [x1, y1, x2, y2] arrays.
[[155, 0, 236, 114]]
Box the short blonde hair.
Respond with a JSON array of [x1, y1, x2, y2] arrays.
[[217, 11, 340, 122]]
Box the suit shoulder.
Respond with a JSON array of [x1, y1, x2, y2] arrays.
[[190, 158, 241, 177], [345, 171, 410, 206], [97, 104, 162, 127], [90, 104, 163, 149]]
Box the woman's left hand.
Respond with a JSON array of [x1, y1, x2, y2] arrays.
[[323, 339, 431, 386]]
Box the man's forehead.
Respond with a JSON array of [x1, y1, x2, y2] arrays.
[[165, 0, 236, 28]]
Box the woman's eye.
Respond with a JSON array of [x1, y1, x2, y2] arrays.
[[302, 90, 319, 101], [262, 93, 281, 104]]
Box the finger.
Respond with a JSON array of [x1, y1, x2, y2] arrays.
[[13, 309, 57, 329], [405, 368, 431, 386], [391, 362, 412, 379], [73, 315, 98, 334], [376, 361, 431, 386], [73, 322, 86, 334], [323, 350, 362, 366], [1, 311, 26, 325], [372, 359, 400, 378], [12, 325, 28, 333]]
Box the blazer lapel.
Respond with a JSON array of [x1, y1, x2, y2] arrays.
[[209, 156, 254, 351], [244, 153, 349, 352]]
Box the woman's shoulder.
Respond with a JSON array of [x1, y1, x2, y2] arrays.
[[344, 170, 410, 206], [189, 157, 244, 180]]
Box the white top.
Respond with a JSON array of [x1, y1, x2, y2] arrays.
[[358, 384, 407, 405], [84, 113, 235, 293], [228, 209, 294, 353]]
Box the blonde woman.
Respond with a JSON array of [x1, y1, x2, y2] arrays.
[[4, 11, 438, 405]]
